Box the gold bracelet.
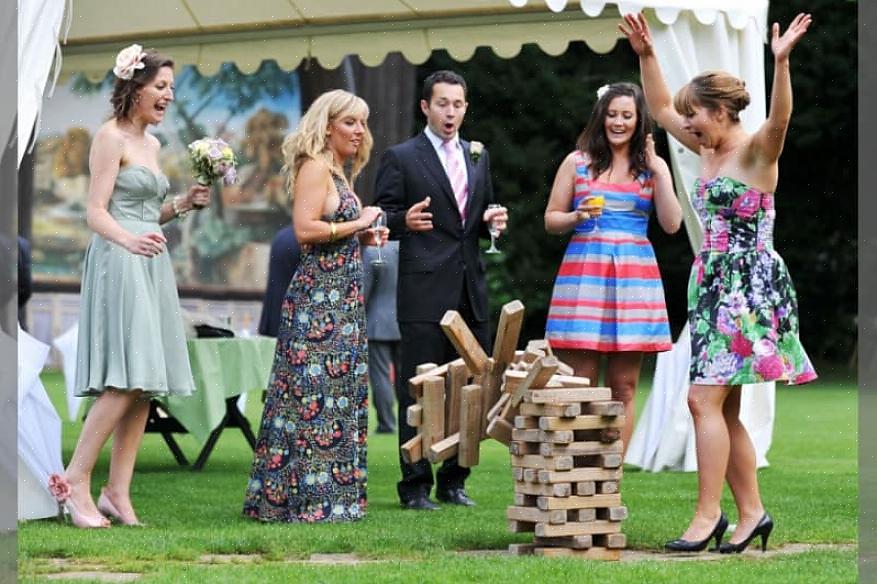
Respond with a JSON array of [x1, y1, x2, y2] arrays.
[[329, 221, 338, 242]]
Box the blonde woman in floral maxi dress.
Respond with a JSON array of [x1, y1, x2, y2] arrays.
[[243, 90, 385, 522], [621, 13, 816, 553]]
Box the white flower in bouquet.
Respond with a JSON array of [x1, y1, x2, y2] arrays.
[[187, 138, 238, 187]]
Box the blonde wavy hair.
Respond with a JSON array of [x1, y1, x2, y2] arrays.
[[281, 89, 373, 197]]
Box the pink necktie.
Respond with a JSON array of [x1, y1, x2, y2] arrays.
[[442, 140, 468, 223]]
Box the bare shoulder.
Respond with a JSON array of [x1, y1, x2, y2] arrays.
[[93, 121, 125, 148], [299, 156, 331, 177]]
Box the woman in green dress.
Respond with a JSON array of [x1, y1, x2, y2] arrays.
[[47, 44, 210, 528]]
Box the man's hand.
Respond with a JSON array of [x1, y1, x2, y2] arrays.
[[406, 197, 433, 232], [483, 205, 508, 235]]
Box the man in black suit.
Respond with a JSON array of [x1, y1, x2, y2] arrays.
[[374, 70, 508, 510]]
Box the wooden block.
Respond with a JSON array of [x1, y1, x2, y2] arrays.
[[598, 481, 619, 495], [597, 506, 629, 521], [514, 493, 537, 506], [427, 433, 459, 463], [508, 543, 537, 555], [522, 348, 546, 363], [512, 349, 526, 363], [440, 311, 489, 374], [400, 434, 422, 464], [506, 506, 567, 525], [538, 467, 623, 484], [408, 358, 465, 397], [406, 404, 423, 427], [535, 520, 622, 538], [538, 415, 625, 432], [511, 429, 574, 444], [525, 339, 552, 355], [486, 416, 513, 446], [445, 361, 469, 436], [502, 369, 527, 393], [415, 362, 439, 375], [596, 533, 627, 549], [541, 440, 623, 457], [519, 402, 581, 418], [534, 546, 621, 560], [576, 482, 596, 496], [486, 392, 509, 421], [511, 454, 574, 471], [496, 396, 517, 424], [480, 358, 503, 436], [508, 519, 535, 533], [597, 454, 623, 468], [514, 415, 539, 430], [458, 384, 483, 467], [527, 388, 612, 404], [493, 300, 525, 367], [512, 467, 525, 481], [523, 468, 539, 482], [555, 360, 575, 376], [536, 494, 622, 511], [575, 508, 597, 522], [509, 440, 540, 456], [599, 428, 622, 443], [534, 535, 593, 550], [510, 357, 560, 407], [552, 375, 592, 388], [587, 401, 625, 417], [514, 481, 572, 498], [421, 376, 445, 450]]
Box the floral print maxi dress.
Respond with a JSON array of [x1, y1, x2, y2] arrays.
[[244, 173, 368, 522], [688, 176, 817, 386]]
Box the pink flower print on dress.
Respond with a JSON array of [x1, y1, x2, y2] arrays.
[[731, 190, 762, 219], [731, 332, 754, 358], [754, 354, 785, 380]]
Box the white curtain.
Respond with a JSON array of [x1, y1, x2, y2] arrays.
[[18, 327, 65, 520], [626, 9, 776, 472]]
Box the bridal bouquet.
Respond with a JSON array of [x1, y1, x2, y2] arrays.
[[188, 138, 238, 187]]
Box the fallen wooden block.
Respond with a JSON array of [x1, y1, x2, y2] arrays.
[[493, 301, 525, 369], [552, 375, 592, 388], [509, 357, 560, 408], [427, 433, 459, 463], [401, 434, 422, 464], [486, 392, 510, 421], [444, 360, 469, 436], [440, 311, 489, 375], [486, 416, 513, 446], [406, 404, 423, 427], [458, 384, 483, 467], [421, 376, 446, 450], [535, 520, 622, 538]]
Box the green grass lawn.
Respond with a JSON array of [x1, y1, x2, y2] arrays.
[[18, 364, 857, 583]]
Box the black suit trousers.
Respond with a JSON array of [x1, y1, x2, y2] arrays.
[[396, 281, 489, 503]]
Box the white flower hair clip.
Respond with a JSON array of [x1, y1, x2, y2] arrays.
[[596, 84, 611, 100], [113, 44, 147, 80]]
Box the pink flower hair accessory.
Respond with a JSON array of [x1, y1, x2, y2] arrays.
[[113, 44, 147, 80]]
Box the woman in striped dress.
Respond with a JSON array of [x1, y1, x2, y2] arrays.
[[544, 82, 682, 455]]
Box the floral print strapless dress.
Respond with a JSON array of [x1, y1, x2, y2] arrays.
[[244, 173, 368, 522], [688, 176, 817, 386]]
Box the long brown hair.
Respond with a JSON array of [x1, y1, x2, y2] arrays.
[[110, 51, 174, 121], [576, 82, 652, 180]]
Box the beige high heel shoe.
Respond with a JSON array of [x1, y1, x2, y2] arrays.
[[48, 474, 110, 529], [97, 489, 146, 527]]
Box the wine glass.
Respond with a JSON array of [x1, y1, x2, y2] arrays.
[[371, 211, 387, 266], [586, 195, 605, 232], [486, 203, 502, 254]]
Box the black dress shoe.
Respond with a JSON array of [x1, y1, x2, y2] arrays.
[[664, 512, 728, 552], [401, 494, 439, 511], [718, 512, 774, 553], [436, 488, 475, 507]]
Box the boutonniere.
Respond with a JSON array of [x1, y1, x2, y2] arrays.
[[469, 141, 484, 164]]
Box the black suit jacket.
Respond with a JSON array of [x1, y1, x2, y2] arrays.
[[374, 132, 495, 323]]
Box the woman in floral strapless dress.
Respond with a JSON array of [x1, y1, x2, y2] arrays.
[[243, 90, 385, 523], [623, 12, 815, 553]]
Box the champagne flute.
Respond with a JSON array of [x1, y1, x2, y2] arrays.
[[371, 210, 387, 266], [586, 195, 605, 232], [486, 203, 502, 254]]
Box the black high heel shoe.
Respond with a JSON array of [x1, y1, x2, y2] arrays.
[[664, 512, 728, 552], [718, 512, 774, 553]]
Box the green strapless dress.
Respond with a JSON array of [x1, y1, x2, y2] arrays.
[[74, 166, 195, 397]]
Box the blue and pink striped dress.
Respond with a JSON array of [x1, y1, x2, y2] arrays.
[[546, 151, 672, 353]]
